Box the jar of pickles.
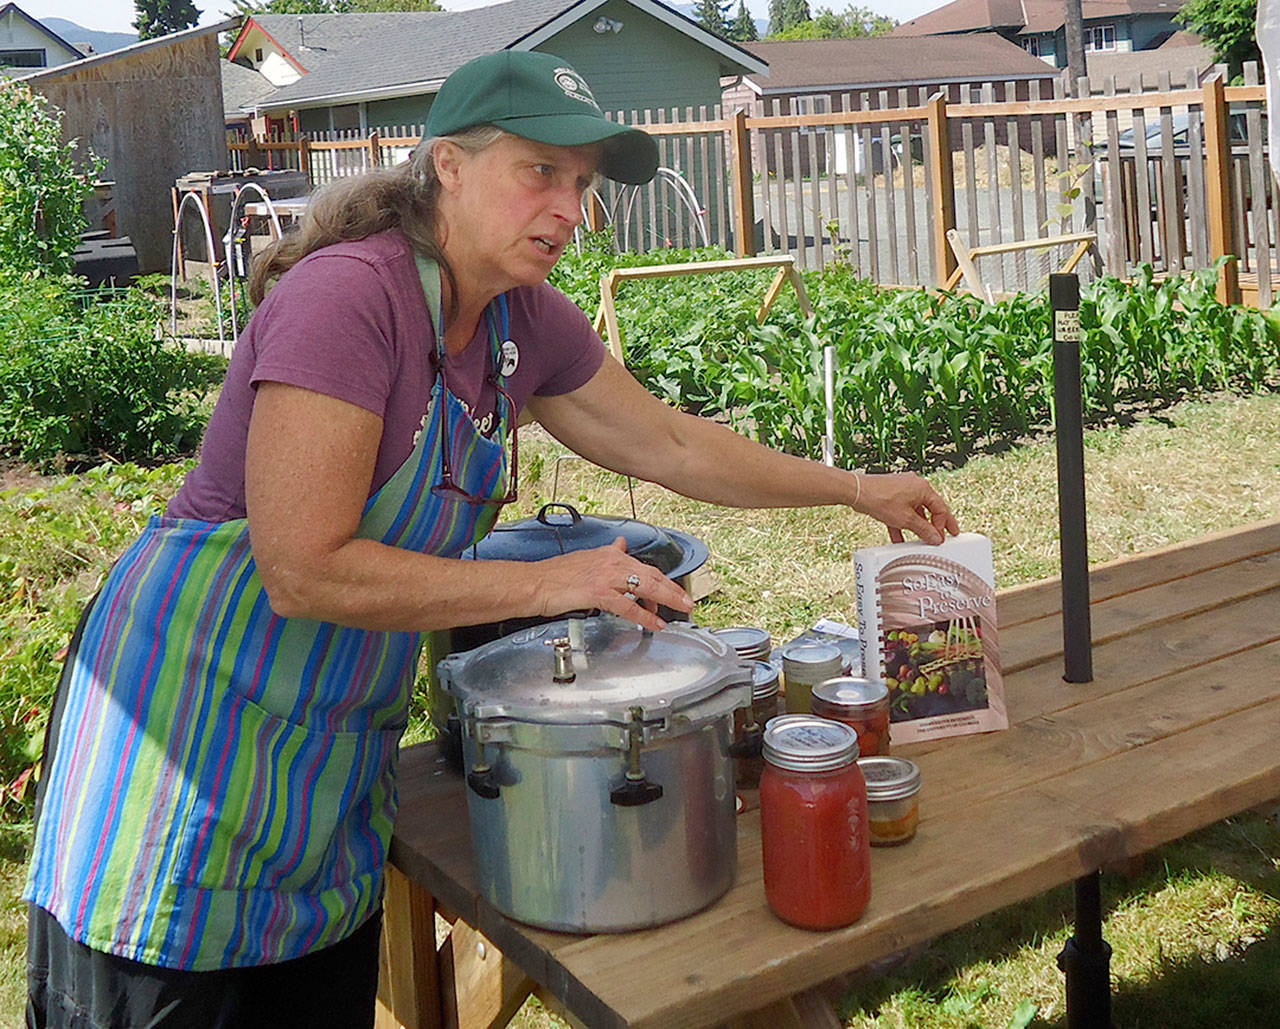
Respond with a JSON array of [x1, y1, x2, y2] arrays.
[[811, 677, 891, 757], [760, 716, 871, 930], [731, 661, 782, 789], [858, 756, 922, 846], [779, 642, 843, 714]]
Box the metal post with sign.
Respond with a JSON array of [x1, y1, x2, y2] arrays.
[[1050, 273, 1093, 684], [1049, 273, 1112, 1029]]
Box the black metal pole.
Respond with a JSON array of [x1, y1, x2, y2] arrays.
[[1050, 273, 1093, 684], [1058, 873, 1113, 1028], [1050, 273, 1111, 1028]]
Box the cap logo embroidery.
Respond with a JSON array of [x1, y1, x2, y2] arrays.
[[554, 67, 600, 110]]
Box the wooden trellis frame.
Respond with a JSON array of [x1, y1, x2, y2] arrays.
[[943, 228, 1097, 300], [592, 254, 815, 362]]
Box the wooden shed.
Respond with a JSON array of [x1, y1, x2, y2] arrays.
[[19, 19, 238, 273]]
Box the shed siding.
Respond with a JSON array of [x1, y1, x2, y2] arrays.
[[31, 33, 227, 272], [545, 1, 726, 113]]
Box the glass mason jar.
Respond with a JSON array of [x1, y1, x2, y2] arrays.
[[760, 716, 871, 930], [858, 755, 922, 846], [779, 641, 843, 714], [711, 625, 773, 663], [811, 676, 892, 757], [732, 661, 782, 789]]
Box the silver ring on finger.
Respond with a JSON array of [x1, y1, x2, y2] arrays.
[[626, 574, 641, 590]]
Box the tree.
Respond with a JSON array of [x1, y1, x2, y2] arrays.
[[1176, 0, 1259, 79], [134, 0, 200, 39], [767, 3, 894, 38], [730, 0, 759, 41], [781, 0, 811, 30], [767, 0, 787, 35], [694, 0, 731, 36]]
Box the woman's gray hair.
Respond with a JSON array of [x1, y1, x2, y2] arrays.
[[248, 125, 509, 309]]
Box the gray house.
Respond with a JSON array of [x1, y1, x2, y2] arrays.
[[226, 0, 767, 135]]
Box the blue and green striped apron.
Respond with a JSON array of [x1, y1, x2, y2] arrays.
[[26, 257, 512, 970]]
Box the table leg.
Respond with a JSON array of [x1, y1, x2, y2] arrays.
[[378, 864, 445, 1029], [438, 919, 534, 1029], [1057, 871, 1113, 1029]]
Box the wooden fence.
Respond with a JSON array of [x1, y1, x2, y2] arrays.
[[226, 63, 1276, 304]]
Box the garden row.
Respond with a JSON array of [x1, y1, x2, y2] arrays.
[[551, 240, 1280, 468]]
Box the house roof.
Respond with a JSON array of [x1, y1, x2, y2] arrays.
[[893, 0, 1185, 37], [17, 16, 237, 82], [222, 58, 275, 120], [0, 2, 86, 63], [739, 34, 1056, 93], [233, 0, 766, 112]]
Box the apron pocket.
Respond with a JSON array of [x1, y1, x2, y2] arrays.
[[171, 689, 400, 895]]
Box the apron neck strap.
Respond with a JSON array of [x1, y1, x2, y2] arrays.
[[413, 252, 447, 363], [413, 252, 510, 384]]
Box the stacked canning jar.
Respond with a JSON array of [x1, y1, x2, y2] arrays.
[[811, 677, 892, 757], [759, 716, 871, 930], [778, 642, 843, 714], [710, 626, 772, 663], [731, 661, 781, 788]]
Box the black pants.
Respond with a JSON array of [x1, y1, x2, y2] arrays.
[[27, 903, 382, 1029], [28, 596, 382, 1028]]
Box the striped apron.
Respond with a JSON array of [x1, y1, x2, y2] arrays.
[[26, 257, 512, 970]]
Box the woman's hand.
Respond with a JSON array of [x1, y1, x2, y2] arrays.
[[854, 472, 960, 545], [530, 537, 693, 632]]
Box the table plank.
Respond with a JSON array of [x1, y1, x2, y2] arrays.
[[548, 697, 1280, 1027], [998, 546, 1280, 676], [389, 518, 1280, 1029], [995, 518, 1280, 628]]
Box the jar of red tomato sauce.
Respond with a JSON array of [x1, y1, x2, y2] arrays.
[[811, 677, 891, 757], [759, 716, 871, 930]]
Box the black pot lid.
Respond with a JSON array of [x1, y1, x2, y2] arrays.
[[464, 503, 708, 580]]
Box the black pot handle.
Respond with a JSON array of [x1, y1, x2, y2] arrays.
[[610, 776, 664, 806], [467, 766, 501, 800], [536, 502, 582, 526]]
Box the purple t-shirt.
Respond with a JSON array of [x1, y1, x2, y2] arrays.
[[168, 229, 605, 522]]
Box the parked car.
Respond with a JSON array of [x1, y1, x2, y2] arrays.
[[1099, 109, 1251, 157]]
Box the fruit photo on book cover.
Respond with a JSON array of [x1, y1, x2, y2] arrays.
[[884, 615, 987, 719]]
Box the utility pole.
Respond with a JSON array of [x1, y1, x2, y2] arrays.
[[1064, 0, 1088, 95]]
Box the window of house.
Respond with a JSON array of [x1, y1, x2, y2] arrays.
[[330, 104, 362, 132], [1020, 36, 1042, 57], [0, 49, 46, 67], [255, 47, 264, 62], [1084, 24, 1117, 52]]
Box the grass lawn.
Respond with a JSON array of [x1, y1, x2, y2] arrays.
[[2, 390, 1278, 1028]]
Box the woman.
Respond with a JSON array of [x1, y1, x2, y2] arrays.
[[26, 51, 958, 1028]]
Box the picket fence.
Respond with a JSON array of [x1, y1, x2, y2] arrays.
[[227, 62, 1276, 305]]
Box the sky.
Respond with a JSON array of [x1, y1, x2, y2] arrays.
[[24, 0, 950, 37]]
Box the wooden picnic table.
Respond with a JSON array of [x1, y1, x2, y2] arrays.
[[378, 517, 1280, 1029]]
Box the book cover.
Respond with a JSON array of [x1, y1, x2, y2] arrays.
[[855, 532, 1007, 744]]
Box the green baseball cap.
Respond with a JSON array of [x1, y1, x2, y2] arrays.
[[424, 51, 659, 185]]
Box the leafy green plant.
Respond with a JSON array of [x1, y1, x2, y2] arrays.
[[0, 85, 100, 277], [554, 247, 1278, 471], [0, 271, 226, 470]]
